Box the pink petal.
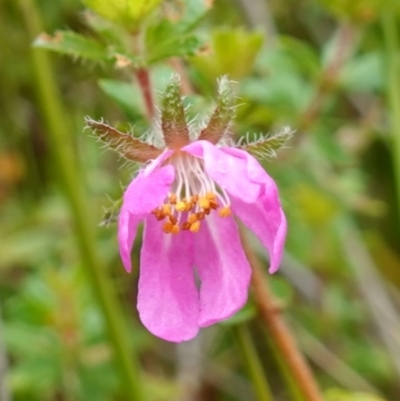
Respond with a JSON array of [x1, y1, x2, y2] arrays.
[[137, 217, 199, 342], [123, 164, 175, 215], [118, 206, 141, 273], [142, 149, 174, 176], [231, 193, 287, 273], [183, 140, 261, 203], [119, 161, 175, 273], [222, 147, 279, 198], [194, 212, 252, 327]]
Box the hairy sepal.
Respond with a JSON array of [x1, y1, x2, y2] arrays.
[[198, 76, 236, 144], [237, 127, 293, 160], [161, 75, 190, 149], [85, 117, 162, 163]]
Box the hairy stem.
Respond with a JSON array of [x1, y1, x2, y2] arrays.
[[135, 68, 155, 120], [19, 0, 143, 399], [240, 232, 323, 401]]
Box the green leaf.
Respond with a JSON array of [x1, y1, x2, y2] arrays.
[[83, 0, 162, 28], [145, 19, 202, 64], [339, 52, 384, 92], [33, 30, 108, 62], [178, 0, 211, 33], [191, 28, 263, 81], [98, 79, 143, 113]]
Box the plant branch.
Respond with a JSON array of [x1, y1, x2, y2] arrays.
[[240, 231, 323, 401], [135, 67, 155, 120]]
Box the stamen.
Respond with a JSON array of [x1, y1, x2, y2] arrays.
[[196, 211, 205, 220], [170, 224, 180, 235], [182, 222, 191, 230], [162, 221, 174, 233], [168, 193, 177, 204], [175, 200, 187, 212], [187, 213, 198, 224], [154, 153, 232, 234], [190, 221, 201, 233], [199, 197, 210, 209], [162, 204, 171, 215], [219, 206, 232, 217], [169, 215, 178, 225]]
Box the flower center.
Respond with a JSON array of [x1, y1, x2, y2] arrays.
[[151, 152, 231, 234]]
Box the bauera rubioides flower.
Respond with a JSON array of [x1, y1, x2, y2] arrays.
[[86, 76, 289, 342]]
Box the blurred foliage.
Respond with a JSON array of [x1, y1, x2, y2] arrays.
[[1, 0, 400, 400]]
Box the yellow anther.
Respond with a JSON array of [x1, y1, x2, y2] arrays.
[[162, 221, 174, 233], [187, 213, 198, 224], [190, 221, 201, 233], [162, 204, 171, 215], [219, 206, 232, 218], [170, 224, 180, 235], [184, 201, 193, 212], [168, 193, 177, 205], [182, 222, 191, 230], [191, 194, 199, 203], [209, 199, 219, 210], [196, 211, 205, 221], [152, 208, 165, 221], [199, 197, 210, 209], [169, 215, 178, 225], [175, 200, 186, 212], [206, 192, 217, 201]]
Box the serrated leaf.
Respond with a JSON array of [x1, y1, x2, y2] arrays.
[[161, 75, 190, 148], [199, 76, 236, 144], [34, 30, 108, 62], [85, 117, 162, 162], [238, 127, 293, 159], [83, 0, 162, 28], [145, 19, 202, 64]]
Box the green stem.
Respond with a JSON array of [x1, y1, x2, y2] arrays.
[[233, 324, 275, 401], [19, 1, 143, 399], [263, 329, 305, 401], [382, 11, 400, 223]]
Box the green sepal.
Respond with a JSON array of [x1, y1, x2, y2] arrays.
[[99, 198, 123, 227], [199, 76, 236, 144], [33, 30, 108, 62], [160, 75, 190, 148], [238, 127, 293, 159]]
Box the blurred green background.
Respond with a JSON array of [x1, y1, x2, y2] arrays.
[[1, 0, 400, 400]]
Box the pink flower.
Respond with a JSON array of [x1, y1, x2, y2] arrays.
[[87, 77, 288, 342]]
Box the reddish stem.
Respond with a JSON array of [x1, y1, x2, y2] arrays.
[[135, 68, 154, 120], [241, 232, 324, 401]]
